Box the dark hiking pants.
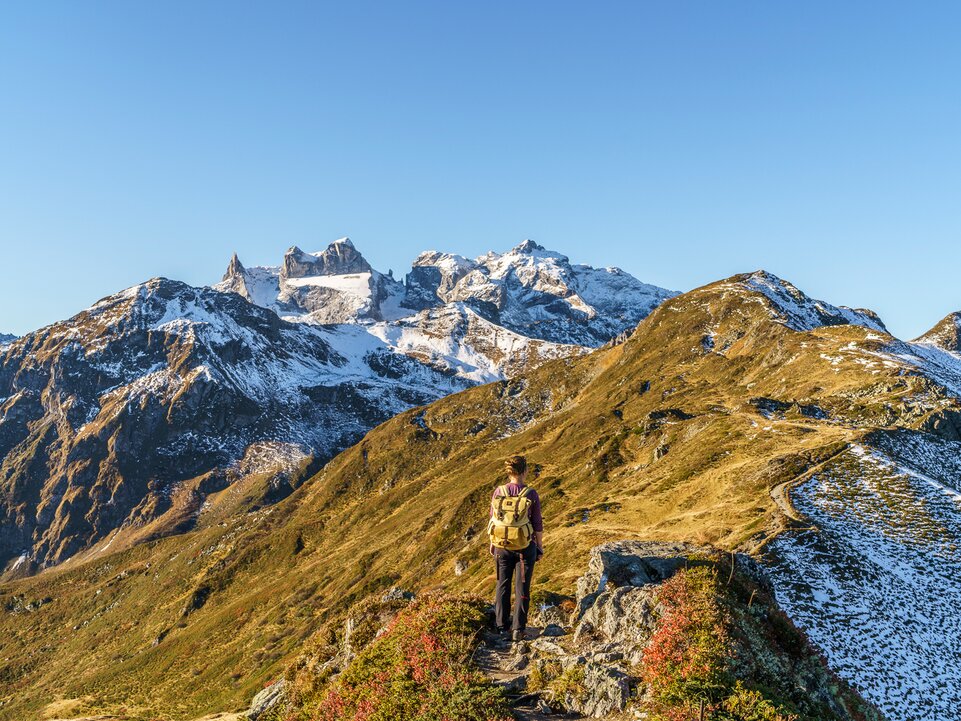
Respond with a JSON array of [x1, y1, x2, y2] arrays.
[[494, 542, 538, 631]]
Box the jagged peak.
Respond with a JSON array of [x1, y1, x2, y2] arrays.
[[504, 239, 568, 262], [284, 244, 312, 261], [282, 239, 372, 278], [512, 239, 545, 254], [913, 311, 961, 352], [476, 241, 571, 270], [412, 250, 477, 272], [223, 252, 246, 281]]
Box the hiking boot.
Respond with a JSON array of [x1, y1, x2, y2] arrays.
[[512, 629, 525, 642]]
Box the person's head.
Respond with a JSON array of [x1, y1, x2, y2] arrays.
[[505, 454, 527, 483]]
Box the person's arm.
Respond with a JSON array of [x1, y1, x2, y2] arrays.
[[531, 491, 544, 556], [489, 486, 498, 555]]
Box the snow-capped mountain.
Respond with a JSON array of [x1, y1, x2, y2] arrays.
[[0, 333, 16, 346], [218, 239, 408, 325], [216, 237, 677, 382], [0, 278, 468, 576], [404, 239, 677, 345]]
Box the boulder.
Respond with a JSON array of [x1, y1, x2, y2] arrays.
[[575, 661, 632, 718], [541, 623, 566, 637], [574, 540, 708, 619], [247, 678, 287, 720], [572, 585, 659, 666], [532, 602, 568, 628]]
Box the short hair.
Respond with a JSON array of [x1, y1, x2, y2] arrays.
[[505, 454, 527, 477]]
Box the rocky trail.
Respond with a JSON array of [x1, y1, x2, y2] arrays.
[[474, 628, 579, 721]]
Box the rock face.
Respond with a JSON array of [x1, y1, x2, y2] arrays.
[[282, 239, 373, 278], [0, 333, 16, 346], [221, 238, 400, 325], [246, 678, 287, 720], [0, 278, 464, 575], [573, 540, 703, 619], [405, 240, 678, 346]]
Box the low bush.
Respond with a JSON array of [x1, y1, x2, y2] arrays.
[[311, 592, 511, 721], [641, 567, 798, 721]]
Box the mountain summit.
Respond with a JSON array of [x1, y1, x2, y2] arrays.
[[913, 311, 961, 352], [281, 238, 372, 278], [404, 239, 677, 345], [729, 270, 887, 333]]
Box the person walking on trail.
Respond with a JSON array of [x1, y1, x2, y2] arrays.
[[488, 454, 543, 642]]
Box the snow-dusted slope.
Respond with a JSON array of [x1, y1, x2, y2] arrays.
[[727, 270, 886, 333], [406, 239, 678, 345], [367, 303, 586, 383], [913, 311, 961, 352], [766, 435, 961, 721], [0, 278, 467, 574], [0, 332, 15, 347]]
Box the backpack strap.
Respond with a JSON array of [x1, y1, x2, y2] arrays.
[[518, 486, 531, 499], [496, 484, 509, 498]]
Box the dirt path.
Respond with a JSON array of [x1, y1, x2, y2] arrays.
[[770, 442, 851, 525]]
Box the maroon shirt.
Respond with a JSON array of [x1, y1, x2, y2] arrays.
[[491, 482, 543, 533]]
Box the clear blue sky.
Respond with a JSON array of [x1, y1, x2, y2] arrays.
[[2, 2, 960, 338]]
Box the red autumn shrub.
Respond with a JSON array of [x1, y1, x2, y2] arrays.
[[641, 566, 732, 719], [312, 592, 511, 721]]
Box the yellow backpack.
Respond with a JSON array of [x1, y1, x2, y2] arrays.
[[487, 485, 534, 551]]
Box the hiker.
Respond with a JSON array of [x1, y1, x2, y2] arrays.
[[488, 454, 543, 642]]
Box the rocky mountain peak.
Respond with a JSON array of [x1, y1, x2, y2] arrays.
[[0, 332, 16, 346], [914, 311, 961, 352], [223, 252, 246, 281], [282, 238, 371, 278], [730, 269, 887, 333], [511, 238, 546, 254]]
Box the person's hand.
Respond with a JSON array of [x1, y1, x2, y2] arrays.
[[536, 545, 544, 560], [489, 544, 495, 556]]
